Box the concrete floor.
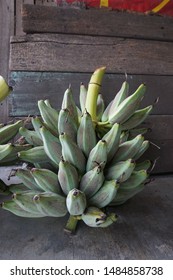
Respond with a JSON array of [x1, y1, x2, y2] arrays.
[[0, 166, 173, 260]]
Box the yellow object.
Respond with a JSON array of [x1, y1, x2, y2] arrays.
[[100, 0, 109, 8], [152, 0, 170, 13], [0, 75, 12, 102]]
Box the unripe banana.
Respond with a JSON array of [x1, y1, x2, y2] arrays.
[[122, 105, 153, 130], [0, 120, 23, 144], [15, 168, 40, 190], [79, 82, 87, 112], [66, 188, 87, 215], [86, 140, 107, 172], [12, 191, 42, 215], [59, 132, 86, 174], [108, 84, 146, 124], [101, 100, 113, 122], [96, 93, 105, 121], [111, 134, 144, 164], [33, 192, 67, 217], [1, 200, 45, 218], [88, 180, 119, 208], [31, 116, 44, 139], [102, 123, 121, 162], [135, 160, 151, 171], [38, 100, 59, 136], [105, 159, 136, 182], [18, 146, 50, 164], [31, 168, 62, 194], [97, 212, 118, 228], [58, 159, 79, 195], [110, 183, 145, 206], [58, 108, 78, 142], [0, 75, 12, 102], [7, 183, 28, 194], [79, 165, 104, 198], [61, 86, 79, 126], [0, 144, 32, 165], [81, 206, 107, 227], [133, 140, 150, 160], [19, 127, 43, 146], [128, 127, 149, 139], [77, 110, 97, 157], [0, 144, 13, 160], [108, 81, 129, 114], [119, 131, 129, 144], [120, 170, 148, 190], [39, 126, 62, 166]]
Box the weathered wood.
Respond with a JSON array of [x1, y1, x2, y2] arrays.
[[0, 0, 14, 123], [22, 4, 173, 42], [0, 173, 173, 259], [15, 1, 34, 36], [8, 71, 173, 115], [9, 33, 173, 75]]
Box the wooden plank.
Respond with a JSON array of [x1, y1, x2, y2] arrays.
[[0, 174, 173, 259], [9, 33, 173, 75], [0, 0, 14, 123], [8, 71, 173, 115], [22, 4, 173, 42]]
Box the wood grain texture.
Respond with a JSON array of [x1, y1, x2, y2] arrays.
[[0, 0, 14, 123], [9, 33, 173, 75], [22, 4, 173, 41], [0, 173, 173, 259], [8, 71, 173, 115]]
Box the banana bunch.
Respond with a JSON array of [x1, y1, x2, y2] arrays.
[[0, 67, 154, 233]]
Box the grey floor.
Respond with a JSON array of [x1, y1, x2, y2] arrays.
[[0, 166, 173, 260]]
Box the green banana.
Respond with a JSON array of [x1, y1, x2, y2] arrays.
[[81, 206, 107, 227], [31, 116, 44, 139], [101, 100, 113, 122], [77, 110, 97, 157], [108, 81, 129, 114], [38, 100, 59, 136], [0, 144, 13, 160], [105, 159, 136, 182], [86, 140, 107, 172], [102, 123, 121, 162], [128, 127, 149, 139], [133, 140, 150, 160], [88, 180, 119, 208], [110, 183, 145, 205], [12, 191, 43, 215], [121, 105, 153, 130], [59, 132, 86, 175], [39, 126, 62, 166], [135, 160, 151, 171], [18, 146, 50, 164], [66, 188, 87, 215], [33, 192, 67, 217], [0, 144, 32, 165], [97, 212, 118, 228], [119, 131, 129, 144], [58, 108, 78, 142], [0, 75, 12, 102], [1, 200, 45, 218], [58, 159, 79, 195], [15, 168, 40, 190], [31, 168, 62, 194], [120, 170, 148, 190], [96, 93, 105, 121], [79, 165, 104, 198], [0, 120, 23, 144], [108, 84, 146, 124], [7, 183, 29, 194], [111, 134, 144, 163], [79, 82, 87, 113], [61, 86, 79, 126], [19, 127, 43, 146]]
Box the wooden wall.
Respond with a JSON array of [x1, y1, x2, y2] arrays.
[[1, 1, 173, 174]]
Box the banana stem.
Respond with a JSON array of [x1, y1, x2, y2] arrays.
[[85, 67, 106, 122], [64, 215, 79, 234]]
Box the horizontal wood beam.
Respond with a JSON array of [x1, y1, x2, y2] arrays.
[[9, 33, 173, 75], [22, 4, 173, 42]]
